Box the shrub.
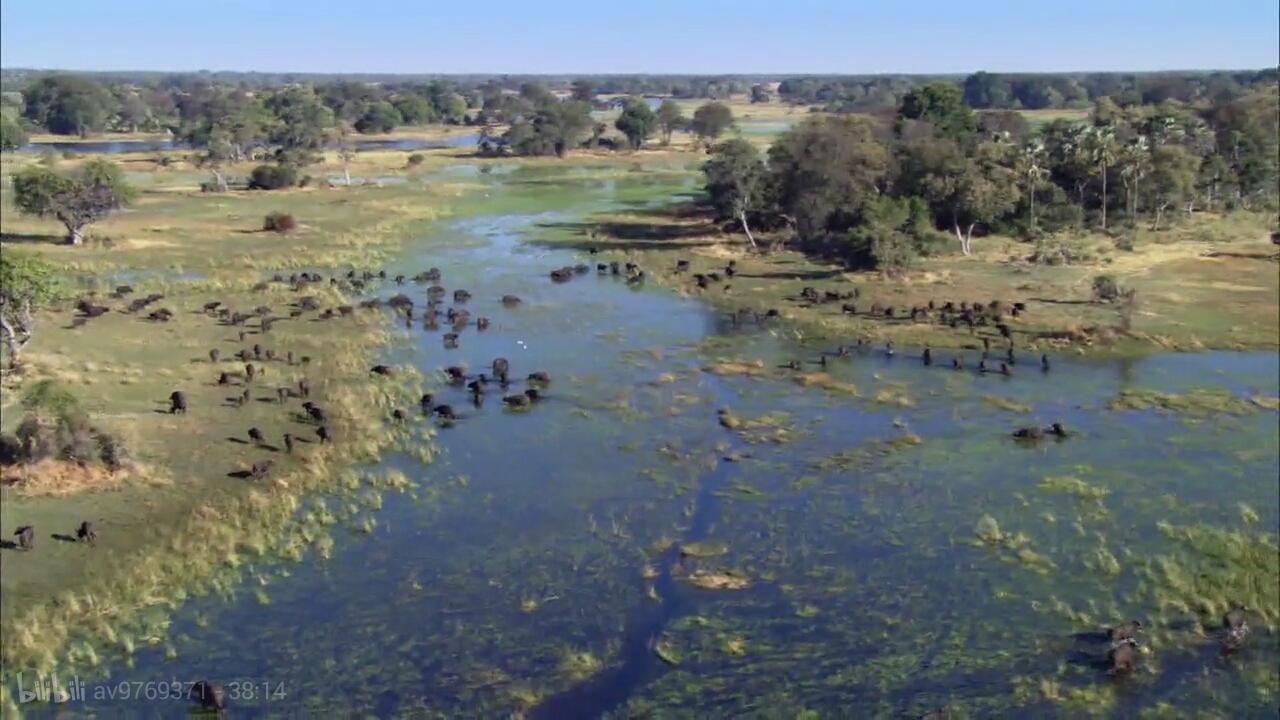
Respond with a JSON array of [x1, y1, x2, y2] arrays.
[[263, 212, 298, 233], [406, 153, 425, 167], [248, 164, 298, 191], [7, 380, 133, 469], [1028, 237, 1095, 266], [1092, 274, 1121, 302]]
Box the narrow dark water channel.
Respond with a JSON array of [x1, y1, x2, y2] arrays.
[[528, 374, 747, 720]]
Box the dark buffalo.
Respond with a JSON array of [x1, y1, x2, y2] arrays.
[[14, 525, 34, 551], [169, 391, 188, 414], [189, 680, 227, 710]]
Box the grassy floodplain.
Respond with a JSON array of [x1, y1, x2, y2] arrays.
[[0, 147, 482, 706], [535, 202, 1279, 358], [0, 100, 1277, 717]]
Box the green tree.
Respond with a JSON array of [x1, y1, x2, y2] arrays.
[[22, 74, 117, 137], [262, 85, 334, 166], [689, 101, 735, 146], [702, 139, 769, 248], [901, 138, 1019, 255], [614, 97, 657, 150], [767, 116, 890, 243], [0, 113, 28, 151], [1016, 137, 1049, 232], [1146, 144, 1200, 229], [897, 82, 977, 143], [846, 196, 928, 275], [1081, 126, 1119, 229], [192, 126, 236, 191], [111, 87, 151, 132], [570, 80, 596, 104], [503, 101, 594, 157], [11, 160, 135, 245], [392, 95, 436, 125], [750, 85, 771, 104], [354, 100, 403, 134], [654, 100, 687, 145], [0, 252, 58, 371], [1117, 135, 1150, 222], [329, 121, 358, 185]]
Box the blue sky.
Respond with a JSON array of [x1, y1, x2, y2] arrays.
[[2, 0, 1277, 74]]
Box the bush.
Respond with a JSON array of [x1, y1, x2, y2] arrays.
[[1028, 237, 1095, 266], [263, 212, 298, 233], [248, 164, 298, 191], [1092, 274, 1121, 302], [6, 380, 132, 469], [406, 153, 425, 167]]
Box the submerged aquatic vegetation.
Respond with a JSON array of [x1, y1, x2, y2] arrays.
[[1106, 387, 1271, 416]]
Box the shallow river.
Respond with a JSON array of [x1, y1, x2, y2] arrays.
[[18, 167, 1280, 718]]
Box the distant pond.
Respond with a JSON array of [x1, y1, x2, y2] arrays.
[[16, 134, 480, 156]]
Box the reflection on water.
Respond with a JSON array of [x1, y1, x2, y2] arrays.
[[18, 174, 1278, 718]]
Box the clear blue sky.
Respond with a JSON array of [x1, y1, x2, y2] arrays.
[[2, 0, 1277, 75]]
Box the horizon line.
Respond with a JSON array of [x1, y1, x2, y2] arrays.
[[2, 66, 1276, 78]]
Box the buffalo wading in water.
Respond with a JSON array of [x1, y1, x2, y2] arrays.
[[491, 357, 510, 382], [1108, 620, 1142, 643], [189, 680, 227, 710], [1107, 639, 1138, 675]]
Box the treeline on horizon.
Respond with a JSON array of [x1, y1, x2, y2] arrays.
[[0, 66, 1277, 143]]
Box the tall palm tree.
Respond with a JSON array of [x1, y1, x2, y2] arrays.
[[1018, 138, 1048, 231], [1119, 135, 1150, 221], [1082, 126, 1118, 229]]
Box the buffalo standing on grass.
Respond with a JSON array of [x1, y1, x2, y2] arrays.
[[14, 525, 34, 551]]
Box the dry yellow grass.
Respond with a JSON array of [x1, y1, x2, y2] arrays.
[[2, 459, 170, 499]]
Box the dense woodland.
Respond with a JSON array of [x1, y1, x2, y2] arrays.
[[697, 81, 1278, 273], [1, 69, 1276, 270]]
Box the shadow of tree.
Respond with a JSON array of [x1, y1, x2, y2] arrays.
[[734, 269, 844, 281], [539, 219, 713, 242], [0, 232, 62, 246]]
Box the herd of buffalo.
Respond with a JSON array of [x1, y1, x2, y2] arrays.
[[5, 240, 1263, 712]]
